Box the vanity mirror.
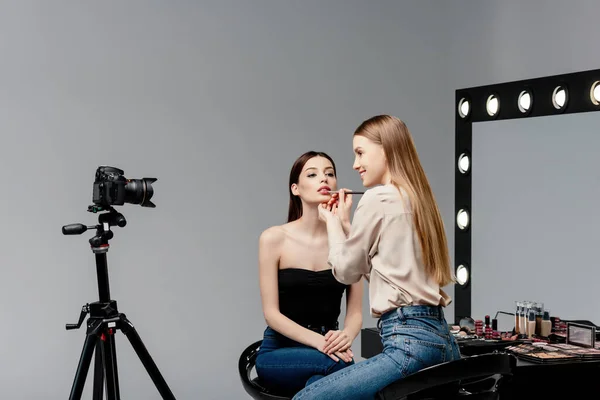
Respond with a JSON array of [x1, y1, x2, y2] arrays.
[[454, 68, 600, 325]]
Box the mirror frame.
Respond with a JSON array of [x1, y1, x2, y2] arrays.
[[454, 68, 600, 324]]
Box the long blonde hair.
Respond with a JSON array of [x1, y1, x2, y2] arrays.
[[354, 115, 454, 287]]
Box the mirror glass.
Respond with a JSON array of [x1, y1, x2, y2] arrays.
[[471, 112, 600, 325]]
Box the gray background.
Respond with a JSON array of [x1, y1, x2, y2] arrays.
[[472, 114, 600, 328], [0, 1, 598, 399]]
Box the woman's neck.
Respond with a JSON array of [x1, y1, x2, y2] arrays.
[[296, 206, 327, 237]]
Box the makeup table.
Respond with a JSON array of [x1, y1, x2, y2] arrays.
[[360, 327, 600, 397]]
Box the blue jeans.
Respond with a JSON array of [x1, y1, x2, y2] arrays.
[[255, 327, 355, 396], [292, 305, 461, 400]]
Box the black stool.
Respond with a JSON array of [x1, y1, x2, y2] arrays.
[[377, 352, 516, 400], [238, 340, 293, 400]]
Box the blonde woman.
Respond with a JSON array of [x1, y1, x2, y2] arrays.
[[293, 115, 460, 400]]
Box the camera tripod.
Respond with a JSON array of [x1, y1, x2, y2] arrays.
[[63, 206, 176, 400]]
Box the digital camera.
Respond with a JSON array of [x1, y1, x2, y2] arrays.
[[92, 166, 156, 208]]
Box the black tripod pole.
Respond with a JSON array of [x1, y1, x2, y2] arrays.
[[64, 206, 176, 400]]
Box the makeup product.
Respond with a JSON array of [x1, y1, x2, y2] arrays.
[[475, 319, 484, 337], [528, 310, 536, 338], [524, 304, 530, 335], [327, 190, 365, 195], [567, 322, 596, 348], [520, 351, 578, 363], [519, 304, 527, 336], [492, 318, 500, 339], [540, 311, 552, 337], [535, 303, 544, 336], [514, 302, 521, 334], [484, 315, 492, 339]]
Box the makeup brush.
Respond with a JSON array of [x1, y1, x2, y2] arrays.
[[327, 190, 365, 195]]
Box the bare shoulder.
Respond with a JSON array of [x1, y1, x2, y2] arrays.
[[259, 225, 287, 248]]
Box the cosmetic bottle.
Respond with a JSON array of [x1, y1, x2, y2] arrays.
[[526, 302, 534, 336], [492, 318, 500, 339], [541, 311, 552, 337], [535, 303, 544, 336], [484, 315, 492, 339], [514, 302, 521, 334], [517, 303, 524, 335], [519, 303, 526, 336], [475, 320, 483, 337], [527, 310, 536, 338]]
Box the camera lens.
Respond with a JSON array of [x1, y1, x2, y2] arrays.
[[124, 178, 157, 207]]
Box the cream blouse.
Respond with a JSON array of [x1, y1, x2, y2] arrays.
[[327, 184, 451, 318]]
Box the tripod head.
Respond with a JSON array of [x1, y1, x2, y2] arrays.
[[62, 205, 126, 251]]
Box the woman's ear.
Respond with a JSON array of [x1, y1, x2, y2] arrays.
[[380, 146, 388, 163], [291, 183, 299, 196]]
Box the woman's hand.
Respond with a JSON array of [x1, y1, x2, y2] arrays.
[[331, 348, 354, 363], [322, 347, 354, 363], [333, 189, 353, 226], [323, 329, 352, 355], [324, 189, 352, 235], [317, 335, 353, 363], [317, 201, 337, 223]]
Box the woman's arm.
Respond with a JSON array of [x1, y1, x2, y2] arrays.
[[324, 191, 384, 285], [342, 280, 363, 342], [258, 227, 351, 361], [258, 227, 324, 349], [322, 279, 363, 355]]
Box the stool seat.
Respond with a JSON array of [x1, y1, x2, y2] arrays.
[[238, 340, 294, 400], [376, 352, 516, 399]]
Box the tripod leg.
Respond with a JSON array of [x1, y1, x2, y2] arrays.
[[69, 333, 98, 400], [100, 332, 121, 400], [92, 341, 104, 400], [121, 317, 176, 399]]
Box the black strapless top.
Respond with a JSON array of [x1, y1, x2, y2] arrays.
[[278, 268, 348, 328]]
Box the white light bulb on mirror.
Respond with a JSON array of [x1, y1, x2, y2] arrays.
[[486, 95, 499, 116], [456, 209, 469, 230], [591, 81, 600, 106], [458, 153, 470, 174], [456, 264, 469, 286], [518, 90, 532, 113], [458, 98, 470, 118], [552, 86, 567, 109]]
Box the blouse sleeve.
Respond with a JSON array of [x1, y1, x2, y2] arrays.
[[327, 190, 384, 285]]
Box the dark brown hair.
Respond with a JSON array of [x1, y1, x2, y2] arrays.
[[288, 151, 337, 222]]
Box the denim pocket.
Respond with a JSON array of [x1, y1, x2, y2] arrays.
[[403, 338, 446, 374]]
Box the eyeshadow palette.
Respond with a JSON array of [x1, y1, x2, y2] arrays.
[[505, 344, 540, 354], [506, 342, 600, 363], [518, 351, 579, 364]]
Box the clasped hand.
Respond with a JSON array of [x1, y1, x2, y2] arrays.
[[321, 329, 354, 363]]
